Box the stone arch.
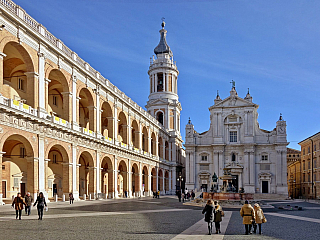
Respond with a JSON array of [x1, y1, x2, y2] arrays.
[[78, 87, 95, 131], [2, 41, 36, 108], [47, 69, 71, 121], [101, 156, 114, 198], [1, 134, 35, 199], [131, 119, 139, 149], [78, 151, 95, 198], [118, 111, 128, 144], [131, 162, 139, 196], [47, 144, 70, 198], [118, 160, 128, 197], [101, 101, 113, 139]]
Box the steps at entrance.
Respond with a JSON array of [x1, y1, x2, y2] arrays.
[[254, 193, 288, 200]]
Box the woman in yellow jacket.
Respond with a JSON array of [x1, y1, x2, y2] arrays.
[[253, 203, 267, 234]]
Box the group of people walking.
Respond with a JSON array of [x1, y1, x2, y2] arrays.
[[177, 189, 195, 202], [202, 200, 224, 235], [240, 200, 267, 235], [202, 199, 267, 235], [12, 192, 47, 220]]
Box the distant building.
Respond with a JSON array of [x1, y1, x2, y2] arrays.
[[287, 148, 301, 199], [184, 86, 289, 197], [299, 132, 320, 199]]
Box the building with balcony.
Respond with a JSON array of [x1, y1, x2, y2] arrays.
[[184, 86, 288, 197], [299, 132, 320, 199], [0, 0, 184, 203]]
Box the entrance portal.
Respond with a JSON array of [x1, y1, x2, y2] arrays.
[[231, 175, 238, 192], [262, 181, 268, 193]]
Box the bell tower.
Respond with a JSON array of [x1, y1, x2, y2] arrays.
[[146, 20, 181, 137]]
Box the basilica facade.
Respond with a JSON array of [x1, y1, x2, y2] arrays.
[[185, 86, 288, 197], [0, 0, 184, 203]]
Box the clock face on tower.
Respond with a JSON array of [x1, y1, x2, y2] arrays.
[[278, 126, 285, 134]]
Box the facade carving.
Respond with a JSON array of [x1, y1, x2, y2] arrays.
[[0, 0, 184, 203], [185, 86, 288, 196]]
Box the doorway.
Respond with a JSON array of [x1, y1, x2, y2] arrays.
[[53, 184, 57, 196], [201, 184, 207, 192], [2, 181, 6, 198], [262, 181, 268, 193], [20, 183, 25, 197]]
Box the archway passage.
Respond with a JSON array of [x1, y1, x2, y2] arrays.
[[151, 168, 156, 192], [47, 145, 70, 198], [78, 152, 95, 199], [131, 120, 139, 149], [131, 163, 139, 196], [78, 88, 94, 131], [151, 132, 156, 156], [142, 126, 148, 152], [101, 156, 113, 198], [2, 42, 35, 108], [159, 169, 163, 192], [118, 160, 128, 197], [118, 112, 128, 144], [165, 141, 169, 160], [101, 102, 113, 139], [142, 166, 149, 194], [165, 171, 169, 193], [156, 111, 164, 125], [47, 70, 70, 121], [1, 134, 35, 200], [158, 137, 163, 158]]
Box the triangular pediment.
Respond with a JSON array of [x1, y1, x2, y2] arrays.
[[146, 98, 168, 106], [211, 96, 257, 109]]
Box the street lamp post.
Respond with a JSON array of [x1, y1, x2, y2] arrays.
[[177, 175, 183, 192]]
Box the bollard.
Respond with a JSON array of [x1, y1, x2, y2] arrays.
[[83, 194, 86, 200], [89, 194, 92, 200], [62, 194, 65, 202], [54, 194, 58, 202]]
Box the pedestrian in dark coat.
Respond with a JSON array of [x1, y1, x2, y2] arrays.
[[33, 192, 47, 220], [202, 199, 214, 235], [24, 192, 33, 215], [213, 201, 223, 234], [12, 193, 26, 220], [177, 190, 181, 202], [69, 192, 74, 204]]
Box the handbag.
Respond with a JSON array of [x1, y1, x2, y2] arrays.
[[221, 210, 225, 217], [262, 218, 267, 223]]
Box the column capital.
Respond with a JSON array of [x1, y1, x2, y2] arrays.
[[72, 75, 78, 83], [24, 72, 39, 78], [45, 78, 51, 84], [27, 157, 39, 162], [0, 151, 6, 157], [62, 92, 72, 96], [37, 52, 46, 58], [0, 52, 7, 59], [44, 158, 50, 162]]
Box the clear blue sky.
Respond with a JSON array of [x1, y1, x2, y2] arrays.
[[13, 0, 320, 150]]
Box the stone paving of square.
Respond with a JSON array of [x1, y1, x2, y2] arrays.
[[1, 197, 320, 240]]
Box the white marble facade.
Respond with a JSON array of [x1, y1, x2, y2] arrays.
[[184, 86, 288, 196]]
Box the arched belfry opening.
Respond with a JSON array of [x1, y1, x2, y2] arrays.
[[157, 111, 164, 125]]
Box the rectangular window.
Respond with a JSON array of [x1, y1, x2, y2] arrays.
[[261, 155, 268, 161], [303, 173, 305, 182], [260, 164, 270, 171], [53, 96, 58, 106], [53, 154, 57, 164], [315, 159, 317, 168], [20, 147, 25, 158], [308, 161, 311, 169], [303, 149, 305, 155], [201, 156, 208, 161], [303, 162, 305, 170], [14, 178, 19, 188], [229, 131, 237, 142], [314, 144, 317, 152], [314, 174, 317, 182], [2, 165, 5, 170], [308, 147, 310, 153], [308, 174, 310, 182], [18, 78, 24, 91]]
